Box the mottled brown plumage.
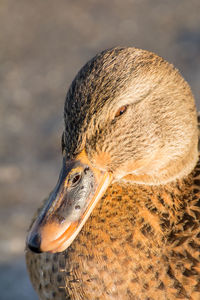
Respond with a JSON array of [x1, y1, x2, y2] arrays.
[[26, 47, 200, 299]]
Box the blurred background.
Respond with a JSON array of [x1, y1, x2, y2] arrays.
[[0, 0, 200, 299]]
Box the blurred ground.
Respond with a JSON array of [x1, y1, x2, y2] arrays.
[[0, 0, 200, 299]]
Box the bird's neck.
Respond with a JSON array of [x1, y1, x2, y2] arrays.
[[120, 138, 198, 186], [66, 161, 199, 299], [83, 162, 199, 255]]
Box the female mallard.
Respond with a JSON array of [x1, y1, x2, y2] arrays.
[[26, 47, 200, 300]]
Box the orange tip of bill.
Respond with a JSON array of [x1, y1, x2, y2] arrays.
[[40, 171, 112, 253]]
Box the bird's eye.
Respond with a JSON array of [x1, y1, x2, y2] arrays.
[[114, 105, 128, 118]]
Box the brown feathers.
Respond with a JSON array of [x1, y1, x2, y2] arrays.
[[26, 47, 200, 299]]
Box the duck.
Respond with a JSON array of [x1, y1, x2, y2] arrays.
[[25, 47, 200, 300]]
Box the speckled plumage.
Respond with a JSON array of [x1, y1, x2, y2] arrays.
[[26, 165, 200, 299], [26, 48, 200, 299]]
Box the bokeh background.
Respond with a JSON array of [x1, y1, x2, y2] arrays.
[[1, 1, 200, 299]]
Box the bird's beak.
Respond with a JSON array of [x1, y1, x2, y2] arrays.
[[27, 150, 112, 253]]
